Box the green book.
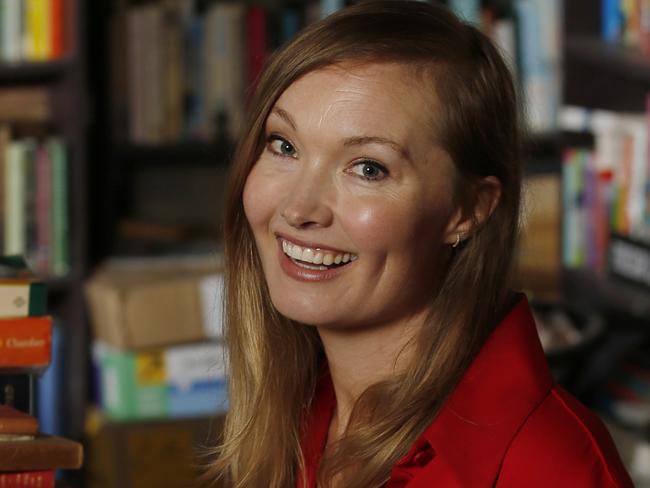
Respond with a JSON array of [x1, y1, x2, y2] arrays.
[[48, 138, 69, 277]]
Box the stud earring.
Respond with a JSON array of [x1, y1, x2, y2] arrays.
[[452, 234, 461, 248]]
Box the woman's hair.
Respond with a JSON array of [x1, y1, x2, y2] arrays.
[[205, 1, 522, 487]]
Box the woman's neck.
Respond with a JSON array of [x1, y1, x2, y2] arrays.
[[317, 311, 427, 442]]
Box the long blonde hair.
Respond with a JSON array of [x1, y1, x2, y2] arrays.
[[205, 1, 522, 486]]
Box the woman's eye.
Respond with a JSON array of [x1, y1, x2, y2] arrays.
[[267, 135, 297, 157], [351, 160, 388, 181]]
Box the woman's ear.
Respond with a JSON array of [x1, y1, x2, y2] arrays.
[[444, 176, 502, 245]]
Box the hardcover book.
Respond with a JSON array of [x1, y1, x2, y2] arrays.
[[0, 316, 51, 370], [0, 434, 82, 471]]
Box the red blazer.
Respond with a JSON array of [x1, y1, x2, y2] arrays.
[[298, 296, 634, 487]]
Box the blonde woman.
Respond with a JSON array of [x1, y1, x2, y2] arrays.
[[207, 1, 633, 487]]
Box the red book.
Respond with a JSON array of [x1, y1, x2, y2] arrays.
[[247, 6, 267, 89], [0, 471, 54, 488], [0, 317, 51, 369], [0, 406, 38, 435], [50, 0, 65, 58]]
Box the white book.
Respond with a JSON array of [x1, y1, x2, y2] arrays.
[[1, 0, 22, 63], [4, 140, 27, 255]]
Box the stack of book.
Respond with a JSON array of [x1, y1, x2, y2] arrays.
[[0, 255, 82, 486]]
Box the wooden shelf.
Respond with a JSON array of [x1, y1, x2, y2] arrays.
[[563, 269, 650, 322], [566, 36, 650, 83], [113, 141, 233, 165], [0, 59, 73, 83]]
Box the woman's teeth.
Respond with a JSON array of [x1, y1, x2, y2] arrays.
[[281, 239, 357, 268]]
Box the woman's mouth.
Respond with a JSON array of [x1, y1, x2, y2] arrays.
[[280, 238, 357, 271]]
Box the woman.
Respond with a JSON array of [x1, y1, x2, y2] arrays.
[[206, 1, 633, 487]]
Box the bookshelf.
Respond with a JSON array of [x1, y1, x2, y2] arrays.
[[83, 0, 650, 484], [0, 0, 90, 450]]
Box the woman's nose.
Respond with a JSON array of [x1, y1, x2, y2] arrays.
[[280, 170, 334, 229]]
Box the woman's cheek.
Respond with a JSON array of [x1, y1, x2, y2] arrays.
[[242, 165, 278, 227]]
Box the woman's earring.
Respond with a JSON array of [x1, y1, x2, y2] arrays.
[[452, 233, 461, 248]]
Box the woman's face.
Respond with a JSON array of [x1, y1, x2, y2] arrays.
[[243, 62, 461, 330]]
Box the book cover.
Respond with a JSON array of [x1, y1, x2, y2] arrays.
[[4, 140, 28, 257], [0, 470, 54, 487], [0, 434, 82, 471], [0, 87, 51, 124], [0, 316, 51, 369], [0, 405, 38, 435], [0, 279, 47, 318], [48, 138, 68, 277]]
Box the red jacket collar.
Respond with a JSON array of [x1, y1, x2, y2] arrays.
[[398, 294, 553, 487], [300, 295, 553, 487]]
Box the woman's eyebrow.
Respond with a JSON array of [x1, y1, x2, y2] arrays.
[[343, 136, 411, 161], [270, 107, 296, 131]]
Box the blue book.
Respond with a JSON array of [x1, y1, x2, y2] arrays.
[[449, 0, 480, 24], [37, 323, 63, 435], [602, 0, 622, 43]]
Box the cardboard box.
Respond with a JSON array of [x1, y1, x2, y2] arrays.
[[93, 341, 228, 421], [85, 255, 224, 350], [84, 410, 225, 488]]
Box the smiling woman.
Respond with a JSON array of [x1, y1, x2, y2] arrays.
[[203, 2, 633, 488]]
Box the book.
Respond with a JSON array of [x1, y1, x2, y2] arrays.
[[246, 6, 267, 90], [4, 140, 28, 257], [48, 138, 68, 277], [0, 374, 35, 415], [0, 0, 22, 63], [0, 87, 50, 124], [0, 278, 46, 318], [0, 434, 82, 471], [0, 470, 54, 487], [0, 316, 51, 370], [0, 405, 38, 435]]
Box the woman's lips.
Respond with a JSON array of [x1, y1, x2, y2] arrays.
[[277, 240, 356, 282]]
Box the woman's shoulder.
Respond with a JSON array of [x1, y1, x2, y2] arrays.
[[497, 385, 634, 488]]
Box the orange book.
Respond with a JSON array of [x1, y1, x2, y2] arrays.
[[0, 317, 51, 369], [50, 0, 64, 58], [0, 406, 38, 435]]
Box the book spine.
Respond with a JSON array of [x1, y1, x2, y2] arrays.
[[0, 373, 35, 415], [246, 6, 267, 90], [0, 316, 51, 369], [0, 125, 10, 254], [1, 0, 22, 62], [449, 0, 481, 24], [0, 281, 46, 317], [50, 0, 63, 58], [641, 0, 650, 54], [0, 470, 54, 487], [4, 141, 27, 256], [602, 0, 623, 42], [0, 405, 38, 435], [34, 143, 50, 275], [48, 138, 68, 277], [320, 0, 345, 19]]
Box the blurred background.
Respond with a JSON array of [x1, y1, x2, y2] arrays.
[[0, 0, 649, 486]]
